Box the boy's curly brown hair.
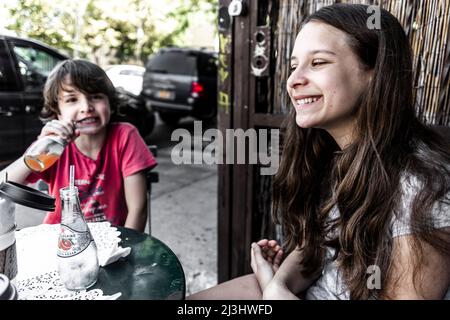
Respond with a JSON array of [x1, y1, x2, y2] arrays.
[[41, 59, 118, 121]]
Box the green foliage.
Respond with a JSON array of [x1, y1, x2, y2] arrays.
[[5, 0, 217, 65], [7, 0, 76, 54]]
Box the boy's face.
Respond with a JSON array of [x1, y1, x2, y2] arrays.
[[57, 78, 111, 136]]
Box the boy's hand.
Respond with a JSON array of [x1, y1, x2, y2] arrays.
[[38, 119, 79, 143]]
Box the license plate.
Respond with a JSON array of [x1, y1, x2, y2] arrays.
[[155, 90, 175, 100]]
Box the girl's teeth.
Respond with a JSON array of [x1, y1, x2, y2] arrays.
[[297, 97, 320, 105]]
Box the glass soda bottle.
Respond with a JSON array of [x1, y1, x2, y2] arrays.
[[57, 186, 99, 290], [23, 136, 67, 172]]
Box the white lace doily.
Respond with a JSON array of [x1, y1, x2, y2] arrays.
[[17, 270, 121, 300], [15, 222, 127, 300]]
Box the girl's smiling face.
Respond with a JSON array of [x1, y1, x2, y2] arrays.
[[287, 22, 372, 141]]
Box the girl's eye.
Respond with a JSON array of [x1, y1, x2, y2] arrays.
[[65, 98, 77, 103], [312, 60, 326, 67], [290, 65, 297, 72]]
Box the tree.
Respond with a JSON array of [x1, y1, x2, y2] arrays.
[[7, 0, 78, 55], [5, 0, 217, 65]]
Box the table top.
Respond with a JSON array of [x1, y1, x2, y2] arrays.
[[93, 226, 185, 300], [15, 223, 185, 300]]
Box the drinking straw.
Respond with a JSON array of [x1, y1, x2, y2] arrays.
[[69, 165, 75, 191]]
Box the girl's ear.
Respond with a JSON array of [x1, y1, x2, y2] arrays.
[[368, 69, 374, 83], [362, 69, 374, 91]]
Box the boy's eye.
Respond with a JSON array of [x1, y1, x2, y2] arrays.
[[90, 94, 104, 100], [65, 97, 77, 103]]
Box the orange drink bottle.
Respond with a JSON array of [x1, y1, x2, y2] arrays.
[[24, 136, 67, 172]]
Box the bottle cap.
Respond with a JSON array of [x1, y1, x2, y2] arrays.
[[0, 181, 55, 211], [0, 274, 18, 300]]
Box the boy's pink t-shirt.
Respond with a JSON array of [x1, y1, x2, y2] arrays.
[[26, 122, 157, 226]]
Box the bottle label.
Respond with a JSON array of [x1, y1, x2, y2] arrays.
[[57, 224, 93, 258]]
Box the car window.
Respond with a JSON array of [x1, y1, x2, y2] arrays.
[[12, 43, 63, 90], [147, 51, 197, 76], [0, 40, 18, 91]]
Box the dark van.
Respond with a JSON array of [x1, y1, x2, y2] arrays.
[[142, 47, 217, 125]]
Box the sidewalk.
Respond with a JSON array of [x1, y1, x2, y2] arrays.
[[149, 147, 218, 296]]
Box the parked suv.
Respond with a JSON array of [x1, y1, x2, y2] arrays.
[[0, 34, 154, 167], [142, 47, 218, 125]]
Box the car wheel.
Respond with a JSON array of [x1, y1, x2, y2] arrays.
[[159, 113, 181, 126]]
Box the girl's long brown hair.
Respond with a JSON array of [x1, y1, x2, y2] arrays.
[[273, 4, 450, 299]]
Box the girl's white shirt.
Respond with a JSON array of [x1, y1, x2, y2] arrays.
[[305, 172, 450, 300]]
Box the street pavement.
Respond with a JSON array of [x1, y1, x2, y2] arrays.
[[149, 147, 217, 296], [15, 115, 218, 297]]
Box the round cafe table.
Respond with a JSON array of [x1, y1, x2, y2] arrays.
[[92, 226, 186, 300], [15, 223, 185, 300]]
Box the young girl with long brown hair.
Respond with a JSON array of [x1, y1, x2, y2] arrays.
[[189, 3, 450, 300]]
